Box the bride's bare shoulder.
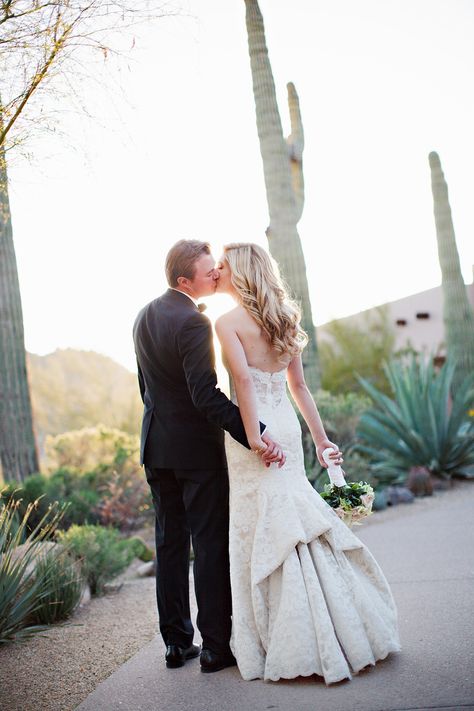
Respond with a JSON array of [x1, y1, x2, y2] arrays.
[[215, 305, 247, 330]]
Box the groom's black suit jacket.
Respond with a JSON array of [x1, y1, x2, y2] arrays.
[[132, 288, 263, 469]]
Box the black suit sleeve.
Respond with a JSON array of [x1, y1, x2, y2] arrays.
[[177, 311, 265, 449], [136, 361, 146, 404]]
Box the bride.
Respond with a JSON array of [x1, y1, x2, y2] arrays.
[[214, 242, 401, 684]]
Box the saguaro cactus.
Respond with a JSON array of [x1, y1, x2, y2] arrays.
[[429, 151, 474, 392], [286, 82, 305, 223], [244, 0, 320, 391], [0, 114, 39, 482]]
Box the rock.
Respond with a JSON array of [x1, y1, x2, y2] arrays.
[[136, 561, 156, 578], [103, 581, 124, 594], [373, 489, 388, 510], [79, 583, 91, 607], [407, 466, 434, 496], [9, 541, 65, 577], [385, 485, 415, 505]]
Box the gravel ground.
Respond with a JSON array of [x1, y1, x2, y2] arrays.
[[0, 544, 159, 711]]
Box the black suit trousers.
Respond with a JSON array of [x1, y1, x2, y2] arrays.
[[145, 465, 233, 655]]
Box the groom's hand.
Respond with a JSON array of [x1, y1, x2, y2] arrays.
[[261, 432, 286, 468]]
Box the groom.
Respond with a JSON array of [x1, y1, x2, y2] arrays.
[[132, 239, 284, 674]]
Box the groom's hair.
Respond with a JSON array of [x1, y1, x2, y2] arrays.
[[165, 239, 211, 287]]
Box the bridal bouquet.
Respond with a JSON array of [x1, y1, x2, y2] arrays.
[[319, 448, 374, 528]]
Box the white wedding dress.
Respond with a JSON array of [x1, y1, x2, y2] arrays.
[[224, 366, 402, 684]]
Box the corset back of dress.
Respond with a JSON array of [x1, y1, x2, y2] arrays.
[[228, 366, 302, 456], [230, 366, 288, 411]]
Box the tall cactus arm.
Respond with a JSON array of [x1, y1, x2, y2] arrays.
[[286, 82, 305, 223], [429, 151, 474, 392]]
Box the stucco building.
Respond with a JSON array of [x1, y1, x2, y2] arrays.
[[317, 269, 474, 363]]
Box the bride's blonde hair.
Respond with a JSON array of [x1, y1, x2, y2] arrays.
[[223, 242, 308, 361]]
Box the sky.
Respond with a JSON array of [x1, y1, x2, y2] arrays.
[[8, 0, 474, 373]]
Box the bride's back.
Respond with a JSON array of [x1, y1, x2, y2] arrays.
[[221, 305, 291, 374]]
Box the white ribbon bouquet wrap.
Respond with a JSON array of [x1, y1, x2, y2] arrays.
[[322, 447, 348, 487], [320, 447, 375, 527]]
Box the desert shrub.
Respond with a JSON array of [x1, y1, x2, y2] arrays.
[[0, 489, 67, 644], [44, 425, 140, 474], [1, 475, 50, 535], [56, 524, 136, 596], [300, 389, 373, 488], [45, 426, 153, 531], [319, 305, 396, 396], [125, 535, 154, 562], [6, 427, 153, 533], [30, 548, 84, 625], [93, 471, 152, 532], [4, 471, 101, 534]]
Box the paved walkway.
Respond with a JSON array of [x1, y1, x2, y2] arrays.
[[77, 481, 474, 711]]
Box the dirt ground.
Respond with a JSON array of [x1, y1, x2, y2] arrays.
[[0, 536, 159, 711]]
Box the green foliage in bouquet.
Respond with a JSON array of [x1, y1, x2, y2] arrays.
[[56, 524, 136, 596], [320, 481, 374, 527], [356, 355, 474, 485], [30, 548, 84, 625], [0, 489, 67, 644]]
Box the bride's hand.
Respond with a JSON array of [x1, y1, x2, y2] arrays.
[[261, 432, 286, 468], [316, 439, 343, 468]]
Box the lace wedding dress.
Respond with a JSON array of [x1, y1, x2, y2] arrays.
[[224, 366, 402, 684]]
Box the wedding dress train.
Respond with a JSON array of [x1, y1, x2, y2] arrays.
[[224, 366, 401, 684]]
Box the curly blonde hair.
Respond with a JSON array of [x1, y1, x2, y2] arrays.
[[223, 242, 308, 361]]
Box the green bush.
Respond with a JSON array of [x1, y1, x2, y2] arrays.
[[5, 426, 154, 533], [4, 471, 101, 534], [45, 427, 153, 532], [319, 305, 396, 396], [56, 524, 136, 596], [30, 548, 84, 625], [44, 425, 141, 474], [125, 535, 154, 562], [0, 489, 67, 644], [356, 355, 474, 486]]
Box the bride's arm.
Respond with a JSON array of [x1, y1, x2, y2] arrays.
[[287, 353, 344, 467], [215, 317, 266, 452]]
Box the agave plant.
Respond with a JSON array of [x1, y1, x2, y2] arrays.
[[31, 548, 84, 625], [0, 490, 67, 643], [355, 356, 474, 485]]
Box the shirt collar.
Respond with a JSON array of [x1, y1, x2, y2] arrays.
[[170, 287, 198, 307]]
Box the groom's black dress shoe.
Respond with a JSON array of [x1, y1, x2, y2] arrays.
[[200, 648, 237, 674], [165, 643, 201, 668]]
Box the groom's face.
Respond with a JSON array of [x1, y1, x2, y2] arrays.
[[187, 253, 219, 298]]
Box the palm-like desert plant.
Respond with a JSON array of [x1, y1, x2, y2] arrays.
[[355, 356, 474, 485], [31, 548, 84, 625], [0, 491, 67, 643]]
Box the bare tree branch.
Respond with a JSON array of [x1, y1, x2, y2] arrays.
[[0, 0, 180, 149]]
